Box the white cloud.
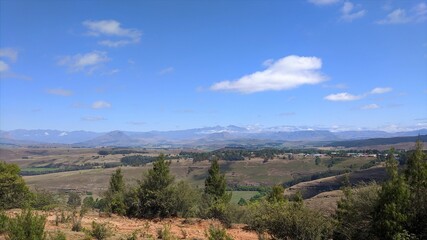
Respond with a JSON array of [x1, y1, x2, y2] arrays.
[[370, 87, 392, 94], [159, 67, 174, 75], [308, 0, 340, 6], [92, 101, 111, 109], [324, 92, 363, 101], [377, 9, 410, 24], [58, 51, 110, 73], [210, 55, 327, 93], [46, 88, 73, 96], [340, 1, 366, 21], [83, 20, 142, 47], [361, 104, 380, 110], [377, 3, 427, 24], [0, 48, 18, 62], [414, 2, 427, 22], [81, 116, 106, 121], [0, 61, 10, 72]]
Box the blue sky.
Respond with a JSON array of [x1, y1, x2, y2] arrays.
[[0, 0, 426, 132]]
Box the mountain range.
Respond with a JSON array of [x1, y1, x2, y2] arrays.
[[1, 126, 426, 148]]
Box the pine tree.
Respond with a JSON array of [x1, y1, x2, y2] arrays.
[[204, 159, 227, 201], [373, 148, 410, 239], [405, 140, 427, 238], [105, 168, 126, 215], [138, 154, 175, 218]]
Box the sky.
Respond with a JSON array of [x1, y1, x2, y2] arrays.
[[0, 0, 426, 132]]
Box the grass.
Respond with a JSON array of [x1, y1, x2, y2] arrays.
[[229, 191, 259, 204]]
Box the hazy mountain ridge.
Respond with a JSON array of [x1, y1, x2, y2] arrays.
[[1, 126, 426, 147]]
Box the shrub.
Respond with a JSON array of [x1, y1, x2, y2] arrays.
[[89, 221, 111, 240], [48, 230, 66, 240], [31, 189, 58, 210], [7, 209, 46, 240], [67, 192, 81, 207], [246, 200, 333, 240], [156, 224, 177, 240], [206, 225, 233, 240], [0, 211, 8, 234]]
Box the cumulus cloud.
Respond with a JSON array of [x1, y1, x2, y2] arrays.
[[370, 87, 392, 94], [308, 0, 340, 6], [83, 20, 142, 47], [92, 101, 111, 109], [46, 88, 73, 96], [377, 3, 427, 24], [324, 92, 363, 101], [210, 55, 327, 94], [0, 61, 10, 72], [0, 48, 18, 62], [81, 116, 106, 121], [361, 104, 380, 110], [58, 51, 110, 73], [340, 1, 366, 21]]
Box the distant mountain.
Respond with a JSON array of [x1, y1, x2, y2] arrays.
[[0, 129, 102, 144], [326, 135, 427, 148], [1, 127, 426, 148]]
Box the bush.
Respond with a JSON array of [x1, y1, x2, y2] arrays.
[[0, 212, 8, 234], [67, 192, 81, 207], [7, 209, 46, 240], [156, 225, 177, 240], [246, 200, 333, 240], [89, 221, 111, 240], [31, 189, 58, 210], [206, 225, 233, 240], [48, 230, 66, 240]]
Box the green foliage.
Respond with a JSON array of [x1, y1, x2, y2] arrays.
[[0, 211, 8, 234], [67, 192, 81, 207], [83, 196, 95, 209], [246, 200, 333, 240], [48, 230, 66, 240], [121, 155, 156, 166], [136, 154, 175, 218], [373, 148, 411, 239], [169, 180, 202, 218], [105, 168, 126, 215], [89, 221, 111, 240], [156, 225, 177, 240], [404, 140, 427, 238], [206, 225, 233, 240], [315, 156, 321, 165], [0, 162, 32, 210], [7, 209, 46, 240], [334, 183, 380, 240], [266, 185, 285, 203], [205, 160, 228, 201], [31, 189, 58, 210], [237, 198, 247, 206]]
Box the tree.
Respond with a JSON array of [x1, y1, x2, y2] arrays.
[[334, 183, 379, 240], [67, 192, 81, 207], [137, 154, 175, 218], [315, 156, 321, 166], [0, 162, 32, 210], [267, 185, 285, 203], [373, 148, 410, 239], [105, 168, 126, 215], [405, 140, 427, 238], [204, 159, 229, 202]]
